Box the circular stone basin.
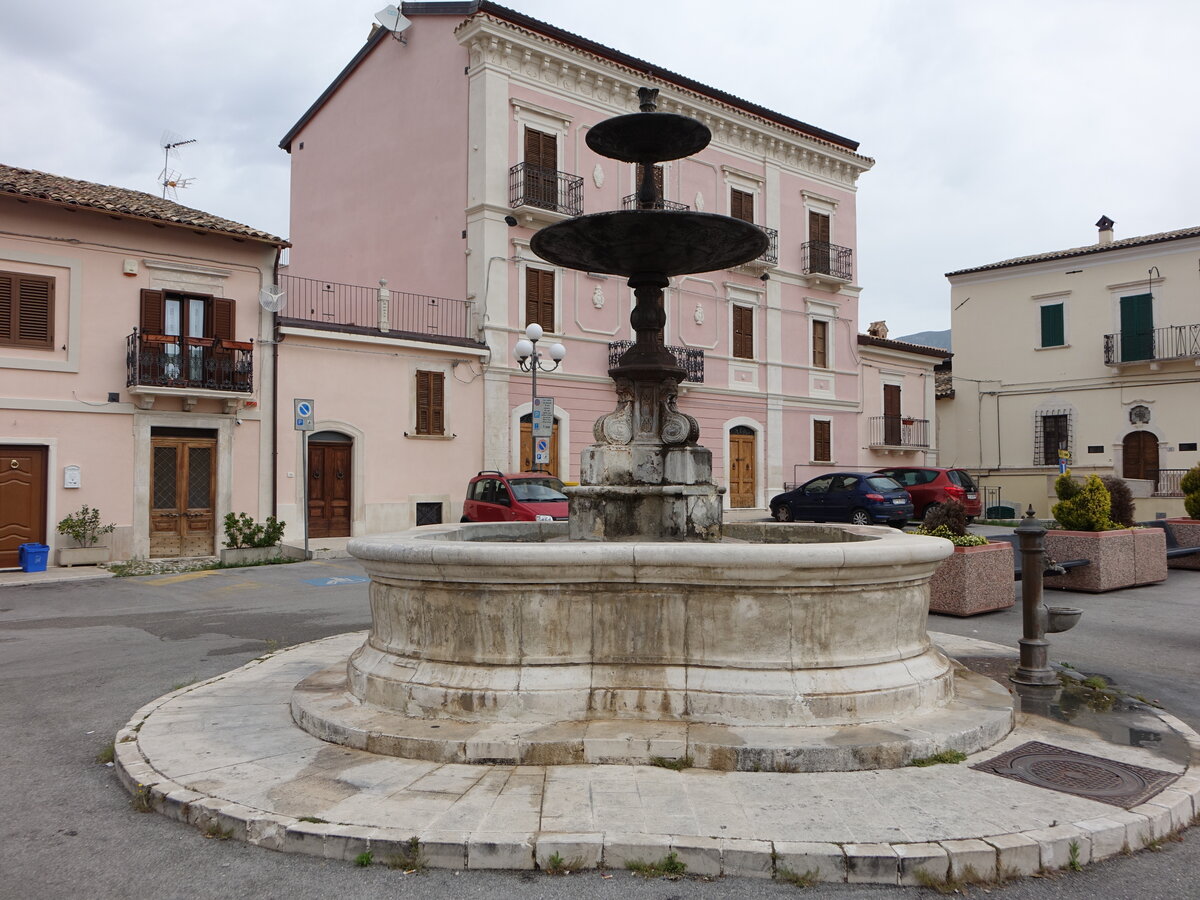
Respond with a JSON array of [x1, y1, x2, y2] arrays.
[[292, 522, 1014, 771]]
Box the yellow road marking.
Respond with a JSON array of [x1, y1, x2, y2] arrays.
[[144, 571, 217, 586]]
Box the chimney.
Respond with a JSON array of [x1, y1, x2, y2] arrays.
[[1096, 215, 1115, 245]]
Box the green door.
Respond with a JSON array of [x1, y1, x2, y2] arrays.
[[1120, 293, 1154, 362]]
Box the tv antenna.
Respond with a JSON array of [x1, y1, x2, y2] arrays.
[[159, 131, 198, 200]]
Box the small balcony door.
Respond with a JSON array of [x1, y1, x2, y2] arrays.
[[1120, 294, 1154, 362], [150, 436, 216, 558], [883, 384, 902, 445]]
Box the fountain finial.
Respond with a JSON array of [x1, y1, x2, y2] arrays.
[[638, 87, 659, 112]]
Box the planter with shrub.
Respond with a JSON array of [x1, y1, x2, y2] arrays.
[[218, 513, 289, 565], [1164, 464, 1200, 569], [918, 501, 1014, 616], [56, 505, 115, 567]]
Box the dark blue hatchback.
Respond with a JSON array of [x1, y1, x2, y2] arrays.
[[770, 472, 913, 527]]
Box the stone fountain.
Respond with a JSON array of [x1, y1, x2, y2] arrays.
[[293, 89, 1013, 772]]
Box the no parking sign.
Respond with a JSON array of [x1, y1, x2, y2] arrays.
[[535, 437, 550, 465]]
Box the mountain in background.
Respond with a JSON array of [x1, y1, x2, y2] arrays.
[[895, 329, 951, 351]]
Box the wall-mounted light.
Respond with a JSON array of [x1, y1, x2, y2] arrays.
[[759, 272, 770, 282], [504, 215, 518, 227]]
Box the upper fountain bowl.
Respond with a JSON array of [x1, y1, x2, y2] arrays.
[[586, 111, 711, 163]]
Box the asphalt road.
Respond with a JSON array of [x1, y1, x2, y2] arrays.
[[0, 559, 1196, 899]]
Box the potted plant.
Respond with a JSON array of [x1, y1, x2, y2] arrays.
[[219, 512, 288, 565], [919, 500, 1014, 616], [56, 504, 115, 567], [1043, 473, 1166, 592], [1164, 464, 1200, 568]]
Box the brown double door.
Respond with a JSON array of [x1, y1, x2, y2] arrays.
[[308, 442, 351, 538], [729, 427, 756, 508], [1, 446, 47, 569], [151, 436, 216, 558], [1122, 431, 1160, 482]]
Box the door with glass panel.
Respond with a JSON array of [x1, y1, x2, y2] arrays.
[[150, 436, 216, 557]]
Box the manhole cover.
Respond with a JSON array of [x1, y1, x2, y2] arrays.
[[972, 741, 1179, 808]]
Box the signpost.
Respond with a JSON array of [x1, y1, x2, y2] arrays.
[[531, 397, 554, 437], [295, 399, 315, 558], [1058, 447, 1070, 476], [534, 437, 550, 466]]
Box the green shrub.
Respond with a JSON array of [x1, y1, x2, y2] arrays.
[[1051, 474, 1119, 532], [914, 524, 989, 547], [1100, 475, 1136, 527], [222, 513, 286, 549], [56, 504, 116, 547], [1054, 473, 1082, 501], [1182, 465, 1200, 519]]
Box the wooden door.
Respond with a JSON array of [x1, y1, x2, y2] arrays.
[[524, 127, 558, 209], [0, 446, 47, 569], [729, 427, 756, 508], [808, 211, 831, 273], [1122, 431, 1160, 482], [520, 419, 559, 477], [1120, 294, 1154, 362], [883, 384, 902, 445], [150, 437, 215, 558], [308, 442, 352, 538]]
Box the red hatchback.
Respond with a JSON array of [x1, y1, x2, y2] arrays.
[[461, 471, 569, 523], [873, 467, 982, 521]]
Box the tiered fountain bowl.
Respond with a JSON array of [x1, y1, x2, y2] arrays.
[[294, 88, 1013, 771]]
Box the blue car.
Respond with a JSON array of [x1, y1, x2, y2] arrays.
[[770, 472, 913, 527]]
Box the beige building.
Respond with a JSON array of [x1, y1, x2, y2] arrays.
[[940, 217, 1199, 519]]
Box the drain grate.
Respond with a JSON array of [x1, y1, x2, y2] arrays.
[[972, 741, 1179, 808]]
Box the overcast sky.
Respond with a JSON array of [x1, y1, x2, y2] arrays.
[[4, 0, 1197, 338]]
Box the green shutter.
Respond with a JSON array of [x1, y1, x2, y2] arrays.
[[1120, 294, 1154, 361], [1040, 303, 1064, 347]]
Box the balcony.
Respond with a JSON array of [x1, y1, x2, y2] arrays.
[[1151, 468, 1189, 497], [1103, 323, 1200, 367], [620, 194, 689, 211], [748, 225, 778, 268], [609, 340, 704, 383], [126, 332, 252, 411], [509, 163, 584, 221], [868, 415, 929, 450], [277, 275, 474, 345], [801, 240, 853, 283]]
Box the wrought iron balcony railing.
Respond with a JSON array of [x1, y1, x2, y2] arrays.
[[756, 225, 779, 266], [509, 163, 584, 216], [868, 415, 929, 448], [620, 193, 689, 211], [801, 240, 853, 281], [277, 275, 472, 341], [126, 331, 253, 393], [1103, 323, 1200, 365], [608, 340, 704, 383]]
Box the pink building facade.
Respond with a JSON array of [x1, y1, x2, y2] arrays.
[[281, 2, 876, 517]]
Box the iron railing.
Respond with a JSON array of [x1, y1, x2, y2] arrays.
[[277, 275, 471, 340], [1151, 468, 1188, 497], [1103, 323, 1200, 365], [126, 332, 253, 393], [608, 340, 704, 383], [620, 194, 689, 211], [801, 240, 853, 280], [868, 415, 929, 448], [757, 225, 779, 266], [509, 163, 584, 216]]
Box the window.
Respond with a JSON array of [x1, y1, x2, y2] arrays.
[[415, 370, 445, 435], [415, 502, 443, 526], [1035, 411, 1071, 466], [813, 419, 832, 462], [525, 268, 555, 332], [812, 319, 829, 368], [0, 270, 54, 348], [523, 127, 558, 210], [730, 188, 754, 223], [1040, 302, 1065, 347], [732, 305, 754, 359]]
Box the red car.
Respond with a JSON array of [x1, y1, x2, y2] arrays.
[[461, 471, 569, 523], [873, 467, 982, 521]]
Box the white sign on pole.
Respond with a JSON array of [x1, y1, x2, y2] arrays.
[[534, 437, 550, 465], [294, 398, 315, 431], [531, 397, 554, 437]]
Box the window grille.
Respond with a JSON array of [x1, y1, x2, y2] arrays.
[[415, 502, 443, 526], [1034, 409, 1072, 466]]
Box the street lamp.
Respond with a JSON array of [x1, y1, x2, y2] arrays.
[[513, 323, 566, 471]]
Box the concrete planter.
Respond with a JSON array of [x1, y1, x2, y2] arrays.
[[1165, 518, 1200, 570], [56, 546, 111, 567], [928, 541, 1014, 616], [218, 546, 285, 566], [1043, 528, 1167, 593]]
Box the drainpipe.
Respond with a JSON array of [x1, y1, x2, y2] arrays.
[[271, 247, 282, 517]]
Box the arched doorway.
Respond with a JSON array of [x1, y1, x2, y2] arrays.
[[519, 414, 560, 477], [1122, 431, 1159, 483], [308, 431, 352, 537], [729, 425, 756, 508]]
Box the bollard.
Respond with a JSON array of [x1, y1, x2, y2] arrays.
[[1011, 505, 1059, 686]]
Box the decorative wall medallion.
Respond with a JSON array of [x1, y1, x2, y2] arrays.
[[592, 286, 605, 309], [694, 303, 704, 325], [694, 191, 705, 211], [592, 164, 605, 189], [1129, 405, 1151, 425]]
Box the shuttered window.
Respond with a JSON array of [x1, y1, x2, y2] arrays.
[[1040, 303, 1064, 347], [732, 305, 754, 359], [524, 128, 557, 169], [730, 188, 754, 223], [812, 319, 828, 368], [525, 268, 555, 332], [813, 420, 832, 462], [0, 270, 54, 348], [809, 211, 830, 243], [415, 370, 445, 435]]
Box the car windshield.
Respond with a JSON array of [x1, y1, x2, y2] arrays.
[[509, 478, 568, 502], [867, 476, 904, 492]]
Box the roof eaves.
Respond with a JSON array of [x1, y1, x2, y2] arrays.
[[945, 226, 1200, 278], [856, 333, 951, 360]]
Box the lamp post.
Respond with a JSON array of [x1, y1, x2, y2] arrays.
[[513, 323, 566, 471]]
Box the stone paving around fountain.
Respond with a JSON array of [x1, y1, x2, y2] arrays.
[[115, 631, 1200, 886]]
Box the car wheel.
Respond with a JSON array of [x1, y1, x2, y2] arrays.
[[923, 502, 941, 520], [460, 516, 470, 523], [773, 505, 793, 522], [849, 509, 872, 526], [966, 516, 976, 524]]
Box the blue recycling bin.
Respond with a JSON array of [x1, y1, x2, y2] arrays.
[[18, 543, 50, 573]]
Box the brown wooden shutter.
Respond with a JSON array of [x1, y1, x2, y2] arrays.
[[0, 274, 10, 341], [415, 370, 445, 435], [733, 305, 753, 359], [0, 271, 54, 348], [814, 420, 831, 462], [140, 289, 165, 336], [526, 269, 554, 332], [416, 371, 431, 434], [812, 319, 828, 368], [809, 211, 830, 243], [524, 128, 556, 169], [731, 188, 754, 222], [884, 384, 901, 418], [211, 297, 235, 341]]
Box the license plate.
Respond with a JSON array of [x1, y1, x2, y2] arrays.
[[892, 498, 905, 504], [967, 493, 977, 500]]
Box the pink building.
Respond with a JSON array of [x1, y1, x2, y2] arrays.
[[0, 164, 283, 566], [280, 2, 876, 521]]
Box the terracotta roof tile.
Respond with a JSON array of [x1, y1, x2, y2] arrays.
[[856, 333, 951, 360], [946, 225, 1200, 277], [0, 163, 286, 245]]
